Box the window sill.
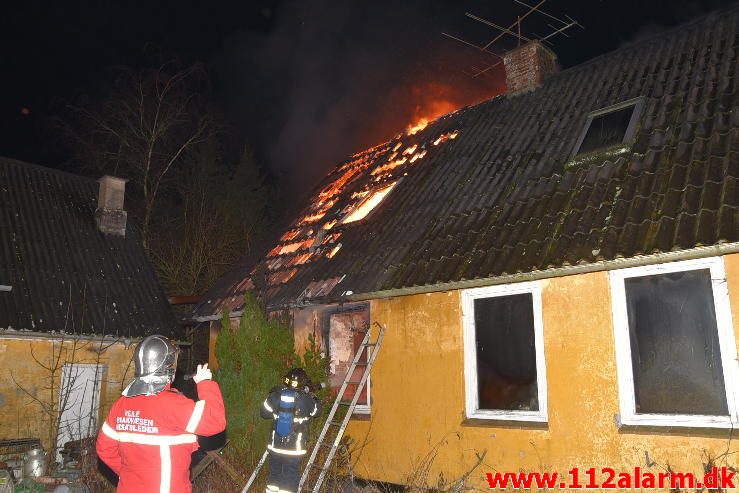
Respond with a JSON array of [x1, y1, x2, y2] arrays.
[[617, 414, 737, 432], [461, 418, 548, 430], [349, 412, 371, 421], [617, 421, 737, 438], [353, 404, 371, 414], [467, 409, 547, 423]]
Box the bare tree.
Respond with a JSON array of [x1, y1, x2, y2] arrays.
[[10, 331, 118, 466], [10, 289, 123, 470], [61, 61, 219, 248], [57, 61, 270, 297], [147, 145, 267, 295]]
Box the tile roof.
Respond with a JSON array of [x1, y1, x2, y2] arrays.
[[0, 158, 177, 337], [196, 5, 739, 317]]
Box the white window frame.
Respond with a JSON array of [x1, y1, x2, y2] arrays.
[[461, 281, 548, 422], [609, 256, 739, 428], [328, 309, 372, 414], [354, 325, 372, 415]]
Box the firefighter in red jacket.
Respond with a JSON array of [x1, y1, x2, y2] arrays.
[[96, 334, 226, 493]]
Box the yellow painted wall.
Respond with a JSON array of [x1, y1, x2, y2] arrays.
[[331, 253, 739, 490], [0, 336, 135, 451]]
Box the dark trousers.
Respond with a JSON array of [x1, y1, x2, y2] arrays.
[[266, 451, 302, 493]]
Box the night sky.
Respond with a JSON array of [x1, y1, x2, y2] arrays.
[[1, 0, 734, 201]]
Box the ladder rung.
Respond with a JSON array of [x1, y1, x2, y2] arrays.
[[297, 326, 384, 493], [310, 461, 329, 470]]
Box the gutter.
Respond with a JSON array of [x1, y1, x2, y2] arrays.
[[0, 331, 191, 347], [194, 311, 242, 323], [169, 295, 200, 305], [347, 242, 739, 302], [193, 242, 739, 320], [0, 331, 131, 344]]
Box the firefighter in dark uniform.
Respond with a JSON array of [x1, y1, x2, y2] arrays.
[[260, 368, 322, 493]]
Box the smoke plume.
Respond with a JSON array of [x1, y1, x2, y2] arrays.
[[216, 0, 505, 201]]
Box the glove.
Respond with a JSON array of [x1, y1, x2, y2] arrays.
[[193, 363, 212, 384]]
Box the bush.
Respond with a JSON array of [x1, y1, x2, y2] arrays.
[[215, 293, 294, 468], [300, 331, 330, 404], [214, 293, 329, 471]]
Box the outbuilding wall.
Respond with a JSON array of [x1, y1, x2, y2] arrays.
[[0, 336, 134, 452]]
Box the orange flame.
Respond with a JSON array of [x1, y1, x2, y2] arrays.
[[433, 130, 459, 146], [405, 99, 459, 136], [409, 150, 427, 163], [406, 119, 429, 135], [327, 244, 342, 258], [322, 219, 338, 230], [343, 182, 398, 223], [402, 144, 418, 156]]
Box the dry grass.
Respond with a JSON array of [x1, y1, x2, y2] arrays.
[[193, 461, 245, 493], [191, 433, 487, 493]]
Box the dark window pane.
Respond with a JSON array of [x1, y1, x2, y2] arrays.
[[625, 269, 728, 415], [578, 106, 635, 154], [474, 294, 538, 411]]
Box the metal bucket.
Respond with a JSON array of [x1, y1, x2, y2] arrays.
[[23, 448, 47, 478]]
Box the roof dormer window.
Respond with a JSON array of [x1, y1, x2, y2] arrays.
[[572, 97, 645, 157]]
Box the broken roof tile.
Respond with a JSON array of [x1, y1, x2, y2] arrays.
[[195, 6, 739, 315]]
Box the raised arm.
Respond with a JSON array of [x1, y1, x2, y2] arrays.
[[170, 364, 227, 436]]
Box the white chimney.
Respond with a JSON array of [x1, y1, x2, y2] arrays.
[[95, 175, 128, 236], [503, 40, 559, 96]]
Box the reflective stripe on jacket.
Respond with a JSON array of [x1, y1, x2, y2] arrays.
[[96, 381, 226, 493], [260, 387, 321, 455]]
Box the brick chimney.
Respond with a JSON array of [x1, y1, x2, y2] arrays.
[[503, 41, 558, 96], [95, 175, 128, 236]]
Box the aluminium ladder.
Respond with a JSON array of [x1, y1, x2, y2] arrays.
[[299, 322, 384, 493], [241, 322, 385, 493]]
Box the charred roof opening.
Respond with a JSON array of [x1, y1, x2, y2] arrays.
[[342, 181, 398, 224], [572, 97, 645, 157], [194, 6, 739, 317]]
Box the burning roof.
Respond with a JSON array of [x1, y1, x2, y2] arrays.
[[196, 6, 739, 318], [197, 109, 464, 315]]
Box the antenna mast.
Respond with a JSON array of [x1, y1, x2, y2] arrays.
[[441, 0, 584, 78]]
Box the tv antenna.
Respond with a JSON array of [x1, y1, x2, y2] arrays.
[[442, 0, 584, 78]]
